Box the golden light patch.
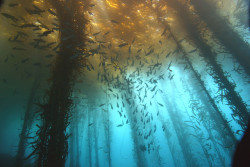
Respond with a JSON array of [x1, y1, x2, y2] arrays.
[[166, 17, 174, 22], [91, 22, 99, 27], [161, 5, 167, 11], [125, 16, 131, 19], [33, 0, 44, 5], [106, 0, 119, 9], [148, 16, 154, 20], [138, 3, 145, 8]]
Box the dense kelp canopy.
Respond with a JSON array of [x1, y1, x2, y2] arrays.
[[0, 0, 249, 166]]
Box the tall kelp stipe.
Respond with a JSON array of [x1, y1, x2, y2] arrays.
[[16, 70, 42, 167], [0, 0, 249, 167], [160, 0, 249, 131], [0, 1, 58, 166], [32, 0, 90, 166], [1, 0, 90, 166], [154, 4, 237, 157]]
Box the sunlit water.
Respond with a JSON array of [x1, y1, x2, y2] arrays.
[[0, 0, 249, 166]]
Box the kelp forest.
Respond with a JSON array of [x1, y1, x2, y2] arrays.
[[0, 0, 249, 166]]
